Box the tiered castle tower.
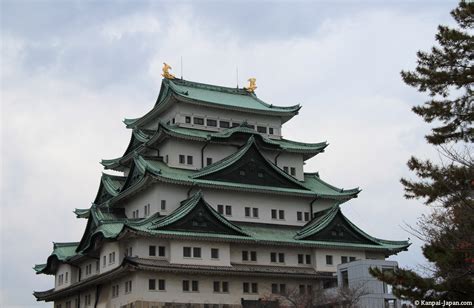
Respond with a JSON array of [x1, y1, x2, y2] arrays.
[[34, 71, 409, 308]]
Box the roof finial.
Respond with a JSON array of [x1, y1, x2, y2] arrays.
[[162, 62, 175, 79], [245, 78, 257, 93]]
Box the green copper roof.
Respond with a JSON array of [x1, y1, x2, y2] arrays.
[[102, 122, 327, 170], [34, 242, 80, 274], [124, 78, 301, 128], [74, 208, 90, 219]]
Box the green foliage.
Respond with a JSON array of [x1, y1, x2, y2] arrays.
[[372, 1, 474, 302]]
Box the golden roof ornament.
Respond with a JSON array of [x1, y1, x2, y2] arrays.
[[162, 62, 175, 79], [245, 78, 257, 93]]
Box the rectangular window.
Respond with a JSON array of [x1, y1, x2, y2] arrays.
[[103, 256, 106, 267], [158, 279, 166, 290], [278, 253, 285, 263], [306, 254, 312, 264], [271, 209, 277, 219], [179, 154, 185, 164], [257, 126, 267, 133], [280, 284, 286, 294], [65, 272, 68, 283], [144, 204, 150, 216], [206, 157, 213, 165], [242, 251, 249, 261], [250, 251, 257, 261], [270, 252, 277, 263], [96, 260, 100, 273], [158, 246, 166, 257], [217, 204, 224, 214], [271, 283, 278, 294], [185, 116, 191, 123], [290, 167, 296, 176], [161, 200, 166, 210], [252, 207, 259, 218], [279, 210, 285, 220], [251, 283, 258, 293], [182, 280, 190, 292], [304, 212, 310, 222], [183, 247, 191, 258], [193, 247, 201, 258], [248, 124, 255, 130], [243, 282, 249, 293], [65, 301, 71, 308], [349, 256, 356, 262], [192, 280, 199, 292], [299, 285, 305, 294], [341, 256, 348, 264], [244, 207, 251, 217], [269, 127, 274, 134], [231, 122, 240, 128], [149, 279, 156, 290], [187, 155, 193, 165], [225, 205, 232, 216], [213, 281, 220, 292], [211, 248, 219, 259], [298, 254, 304, 264], [283, 166, 289, 173], [207, 119, 217, 127], [149, 245, 156, 256], [193, 117, 204, 125], [297, 212, 302, 221], [222, 281, 229, 293], [125, 280, 132, 293], [326, 255, 333, 265], [219, 121, 230, 128]]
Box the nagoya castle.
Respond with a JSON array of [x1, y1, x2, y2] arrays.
[[34, 64, 409, 308]]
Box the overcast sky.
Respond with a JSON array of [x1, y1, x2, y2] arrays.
[[1, 0, 459, 307]]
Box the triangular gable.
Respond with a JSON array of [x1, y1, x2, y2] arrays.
[[93, 174, 125, 205], [295, 206, 380, 245], [192, 136, 310, 190], [149, 191, 249, 236]]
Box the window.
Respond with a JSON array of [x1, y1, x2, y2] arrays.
[[213, 281, 220, 292], [297, 212, 303, 221], [217, 204, 224, 214], [144, 204, 150, 216], [165, 155, 169, 163], [271, 209, 277, 219], [85, 294, 91, 306], [206, 157, 213, 166], [192, 280, 199, 292], [213, 281, 229, 293], [270, 252, 277, 263], [222, 281, 229, 293], [96, 260, 100, 273], [283, 166, 289, 173], [185, 116, 191, 123], [161, 200, 166, 210], [247, 124, 255, 129], [65, 272, 68, 283], [182, 280, 190, 292], [225, 205, 232, 216], [125, 280, 132, 293], [243, 282, 257, 294], [244, 207, 251, 217], [326, 255, 333, 265], [179, 155, 185, 164], [257, 126, 267, 133], [193, 247, 201, 258], [341, 256, 348, 264], [304, 212, 310, 222], [112, 284, 119, 297], [299, 285, 306, 295], [109, 252, 116, 264], [183, 247, 191, 258], [149, 279, 156, 290], [231, 122, 240, 128], [158, 279, 166, 291], [211, 248, 219, 259], [158, 246, 166, 257], [103, 256, 106, 267], [290, 167, 296, 176], [271, 283, 278, 294], [242, 251, 249, 261], [65, 301, 71, 308], [280, 284, 286, 294], [207, 119, 217, 127], [219, 121, 230, 128], [341, 271, 349, 288], [269, 127, 274, 134], [149, 245, 156, 256], [126, 246, 133, 257], [243, 250, 257, 261], [250, 251, 257, 261], [349, 256, 356, 262], [306, 254, 312, 264], [193, 117, 204, 125], [279, 210, 285, 220], [278, 253, 285, 263], [252, 208, 259, 218], [298, 254, 304, 264], [187, 155, 193, 165]]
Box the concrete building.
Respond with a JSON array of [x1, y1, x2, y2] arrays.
[[33, 74, 409, 308]]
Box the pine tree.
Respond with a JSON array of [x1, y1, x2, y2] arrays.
[[370, 1, 474, 302]]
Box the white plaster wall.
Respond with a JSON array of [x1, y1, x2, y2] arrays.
[[230, 243, 314, 267], [201, 188, 315, 226], [159, 138, 202, 170], [79, 258, 100, 282], [169, 240, 231, 266], [121, 238, 170, 260], [100, 241, 121, 274], [55, 263, 75, 290], [313, 248, 366, 272]]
